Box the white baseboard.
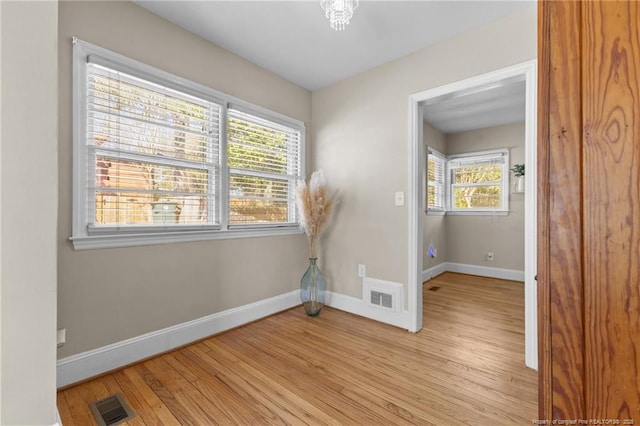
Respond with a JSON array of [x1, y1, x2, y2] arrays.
[[57, 290, 300, 388], [445, 262, 524, 282], [422, 262, 448, 282], [325, 291, 410, 329], [57, 263, 524, 388], [422, 262, 524, 283], [54, 408, 62, 426]]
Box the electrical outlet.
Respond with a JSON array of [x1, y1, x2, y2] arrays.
[[57, 328, 66, 348], [433, 247, 438, 258], [358, 264, 366, 278], [486, 251, 494, 261]]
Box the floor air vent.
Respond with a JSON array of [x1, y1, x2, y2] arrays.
[[89, 393, 135, 426]]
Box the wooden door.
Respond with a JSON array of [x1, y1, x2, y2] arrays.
[[538, 0, 640, 421]]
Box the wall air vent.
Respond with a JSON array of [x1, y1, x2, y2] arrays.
[[363, 277, 403, 312], [89, 393, 135, 426], [371, 290, 394, 309]]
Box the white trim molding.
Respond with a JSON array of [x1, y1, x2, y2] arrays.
[[53, 409, 62, 426], [445, 262, 524, 282], [57, 290, 300, 388], [422, 262, 448, 282], [71, 226, 303, 250], [325, 291, 411, 329], [422, 262, 524, 283]]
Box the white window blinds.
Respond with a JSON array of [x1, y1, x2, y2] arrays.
[[227, 107, 302, 225], [73, 39, 306, 249], [86, 60, 221, 229], [427, 149, 446, 211]]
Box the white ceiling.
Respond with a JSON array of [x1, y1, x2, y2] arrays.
[[423, 76, 526, 134], [135, 1, 535, 91]]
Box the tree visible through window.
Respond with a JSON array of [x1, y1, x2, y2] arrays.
[[227, 109, 301, 225], [426, 149, 509, 213], [449, 151, 508, 211], [452, 164, 503, 209], [89, 63, 216, 227]]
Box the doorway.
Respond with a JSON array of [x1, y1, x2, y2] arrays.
[[407, 60, 537, 369]]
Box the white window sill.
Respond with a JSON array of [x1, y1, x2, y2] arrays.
[[425, 210, 510, 217], [70, 227, 303, 250]]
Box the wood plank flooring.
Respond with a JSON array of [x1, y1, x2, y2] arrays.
[[58, 272, 537, 425]]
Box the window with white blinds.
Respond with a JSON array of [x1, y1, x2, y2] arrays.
[[87, 61, 220, 229], [227, 108, 301, 226], [448, 150, 509, 212], [72, 39, 305, 249], [427, 148, 446, 211], [425, 149, 510, 214]]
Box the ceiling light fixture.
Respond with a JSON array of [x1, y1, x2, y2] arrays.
[[320, 0, 358, 31]]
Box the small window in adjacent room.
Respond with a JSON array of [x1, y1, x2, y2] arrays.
[[427, 148, 446, 212], [448, 149, 509, 213], [425, 148, 510, 215]]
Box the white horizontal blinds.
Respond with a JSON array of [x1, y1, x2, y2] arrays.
[[427, 149, 446, 210], [86, 61, 221, 227], [227, 107, 302, 225], [450, 152, 505, 209]]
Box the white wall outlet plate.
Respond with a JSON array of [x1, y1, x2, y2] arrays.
[[395, 191, 405, 206], [358, 264, 366, 278]]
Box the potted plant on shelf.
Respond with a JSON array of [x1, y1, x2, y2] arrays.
[[296, 170, 335, 316], [511, 164, 525, 193]]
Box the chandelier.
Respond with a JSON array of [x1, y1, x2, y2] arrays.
[[320, 0, 359, 31]]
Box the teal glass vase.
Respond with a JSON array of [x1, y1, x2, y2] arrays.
[[300, 258, 326, 316]]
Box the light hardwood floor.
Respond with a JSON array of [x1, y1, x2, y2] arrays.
[[58, 272, 537, 425]]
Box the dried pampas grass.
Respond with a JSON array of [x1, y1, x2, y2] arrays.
[[296, 170, 335, 259]]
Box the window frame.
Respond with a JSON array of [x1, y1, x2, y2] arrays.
[[71, 38, 305, 250]]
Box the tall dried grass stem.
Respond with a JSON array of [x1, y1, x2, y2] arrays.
[[296, 170, 335, 259]]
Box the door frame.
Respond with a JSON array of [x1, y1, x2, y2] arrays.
[[407, 59, 538, 369]]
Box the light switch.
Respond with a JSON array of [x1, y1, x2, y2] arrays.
[[395, 191, 405, 206]]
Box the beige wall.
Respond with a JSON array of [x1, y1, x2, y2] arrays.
[[445, 122, 525, 271], [423, 121, 447, 154], [423, 122, 447, 271], [1, 1, 58, 424], [58, 1, 312, 358], [311, 7, 536, 303]]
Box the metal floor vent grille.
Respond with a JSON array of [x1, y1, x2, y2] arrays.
[[89, 393, 135, 426], [428, 286, 441, 291]]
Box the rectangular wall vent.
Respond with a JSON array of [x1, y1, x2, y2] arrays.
[[363, 277, 403, 312], [371, 290, 393, 309], [89, 393, 135, 426]]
